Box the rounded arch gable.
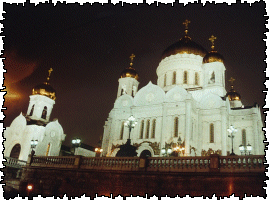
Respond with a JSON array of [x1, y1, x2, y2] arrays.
[[165, 86, 188, 102], [114, 94, 134, 109], [199, 93, 224, 109], [134, 82, 165, 106]]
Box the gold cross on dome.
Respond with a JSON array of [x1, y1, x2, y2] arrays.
[[47, 68, 53, 82], [209, 35, 217, 50], [229, 77, 235, 85], [129, 54, 135, 66], [183, 19, 191, 30]]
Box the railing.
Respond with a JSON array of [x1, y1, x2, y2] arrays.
[[4, 157, 27, 169], [27, 155, 266, 173], [80, 157, 140, 171], [219, 155, 265, 172], [147, 156, 211, 172], [31, 156, 76, 168]]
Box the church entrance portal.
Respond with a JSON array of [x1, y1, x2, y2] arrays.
[[10, 144, 21, 159], [140, 150, 151, 158]]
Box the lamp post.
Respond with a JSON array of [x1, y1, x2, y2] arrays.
[[172, 146, 185, 157], [161, 148, 172, 157], [30, 140, 38, 156], [124, 115, 138, 142], [71, 138, 81, 155], [239, 143, 252, 155], [95, 147, 103, 157], [116, 115, 138, 157], [228, 125, 237, 156]]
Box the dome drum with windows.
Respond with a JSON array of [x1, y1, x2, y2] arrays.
[[32, 68, 56, 100]]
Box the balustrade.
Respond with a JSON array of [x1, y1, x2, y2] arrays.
[[24, 155, 265, 173], [219, 155, 265, 172], [4, 157, 27, 169], [147, 156, 211, 172]]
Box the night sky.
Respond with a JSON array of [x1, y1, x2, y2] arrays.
[[3, 1, 267, 147]]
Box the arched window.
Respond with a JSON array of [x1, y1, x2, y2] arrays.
[[46, 143, 51, 156], [151, 119, 156, 138], [174, 117, 179, 137], [210, 123, 214, 143], [10, 144, 21, 159], [172, 71, 176, 85], [29, 105, 35, 116], [209, 71, 215, 84], [41, 106, 47, 119], [242, 129, 246, 146], [164, 74, 167, 87], [139, 120, 144, 139], [120, 122, 124, 140], [195, 72, 199, 85], [145, 119, 150, 139], [183, 71, 188, 84]]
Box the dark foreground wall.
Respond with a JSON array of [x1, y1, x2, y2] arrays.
[[19, 167, 266, 199]]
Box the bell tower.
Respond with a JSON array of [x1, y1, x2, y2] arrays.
[[26, 68, 56, 123], [202, 35, 226, 96], [117, 54, 139, 98]]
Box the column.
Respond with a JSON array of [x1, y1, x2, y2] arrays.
[[252, 113, 258, 155], [185, 99, 191, 156], [221, 107, 227, 156]]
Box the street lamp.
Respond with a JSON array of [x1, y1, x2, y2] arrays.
[[116, 115, 138, 157], [228, 125, 237, 156], [124, 115, 138, 140], [71, 138, 81, 155], [161, 148, 172, 157], [172, 146, 185, 157], [239, 143, 252, 155], [30, 140, 38, 156], [95, 148, 103, 157], [72, 138, 81, 147]]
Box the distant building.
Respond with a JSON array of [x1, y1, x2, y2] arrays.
[[102, 21, 264, 157], [4, 68, 66, 161], [73, 143, 96, 157]]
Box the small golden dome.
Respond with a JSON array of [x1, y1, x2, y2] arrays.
[[203, 51, 224, 63], [32, 68, 56, 100], [161, 36, 208, 60], [226, 85, 241, 101], [120, 67, 139, 80], [32, 82, 56, 100], [203, 35, 224, 63]]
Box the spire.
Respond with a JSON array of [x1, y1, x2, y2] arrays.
[[209, 35, 217, 52], [183, 19, 191, 36], [228, 77, 235, 90], [129, 54, 135, 67], [46, 68, 53, 84], [227, 77, 241, 102]]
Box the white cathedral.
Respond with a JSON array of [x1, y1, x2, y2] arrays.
[[4, 68, 66, 161], [101, 20, 265, 157]]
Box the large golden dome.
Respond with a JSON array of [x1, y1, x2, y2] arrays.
[[120, 67, 139, 80], [161, 36, 208, 60], [226, 85, 241, 101], [32, 82, 56, 100]]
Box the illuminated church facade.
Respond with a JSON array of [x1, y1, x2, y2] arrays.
[[4, 69, 66, 161], [102, 21, 264, 157]]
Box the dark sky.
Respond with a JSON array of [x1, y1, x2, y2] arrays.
[[3, 1, 267, 147]]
